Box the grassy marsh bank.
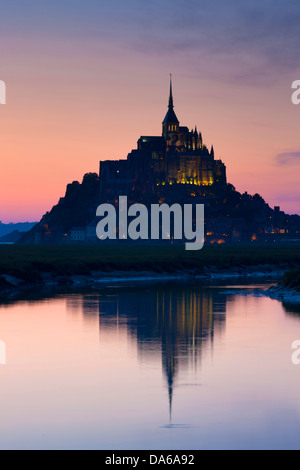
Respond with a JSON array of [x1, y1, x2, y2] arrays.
[[0, 244, 299, 285]]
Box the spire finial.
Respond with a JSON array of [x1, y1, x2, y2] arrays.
[[168, 74, 174, 109]]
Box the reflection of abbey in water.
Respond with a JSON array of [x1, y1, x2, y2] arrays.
[[100, 77, 227, 202], [79, 286, 227, 418]]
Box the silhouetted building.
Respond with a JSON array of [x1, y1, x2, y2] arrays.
[[100, 77, 227, 203], [21, 79, 300, 245]]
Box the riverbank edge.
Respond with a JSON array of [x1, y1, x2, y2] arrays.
[[220, 280, 300, 305], [262, 285, 300, 305], [0, 263, 294, 298]]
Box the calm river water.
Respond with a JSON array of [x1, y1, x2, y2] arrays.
[[0, 280, 300, 450]]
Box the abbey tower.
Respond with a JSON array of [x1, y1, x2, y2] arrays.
[[100, 78, 226, 202]]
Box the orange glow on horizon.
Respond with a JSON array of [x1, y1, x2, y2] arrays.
[[0, 38, 299, 222]]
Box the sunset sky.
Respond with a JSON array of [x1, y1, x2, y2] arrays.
[[1, 0, 300, 222]]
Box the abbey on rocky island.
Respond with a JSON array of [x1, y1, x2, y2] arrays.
[[99, 77, 227, 203]]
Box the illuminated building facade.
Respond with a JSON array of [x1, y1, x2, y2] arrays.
[[100, 78, 226, 202]]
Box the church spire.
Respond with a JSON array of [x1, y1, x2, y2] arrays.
[[162, 75, 179, 133], [168, 74, 174, 109]]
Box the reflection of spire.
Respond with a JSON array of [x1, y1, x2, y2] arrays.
[[94, 287, 227, 424], [168, 375, 173, 422], [162, 335, 177, 424]]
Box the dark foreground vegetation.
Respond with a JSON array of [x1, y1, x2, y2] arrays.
[[0, 244, 299, 286], [280, 269, 300, 291]]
